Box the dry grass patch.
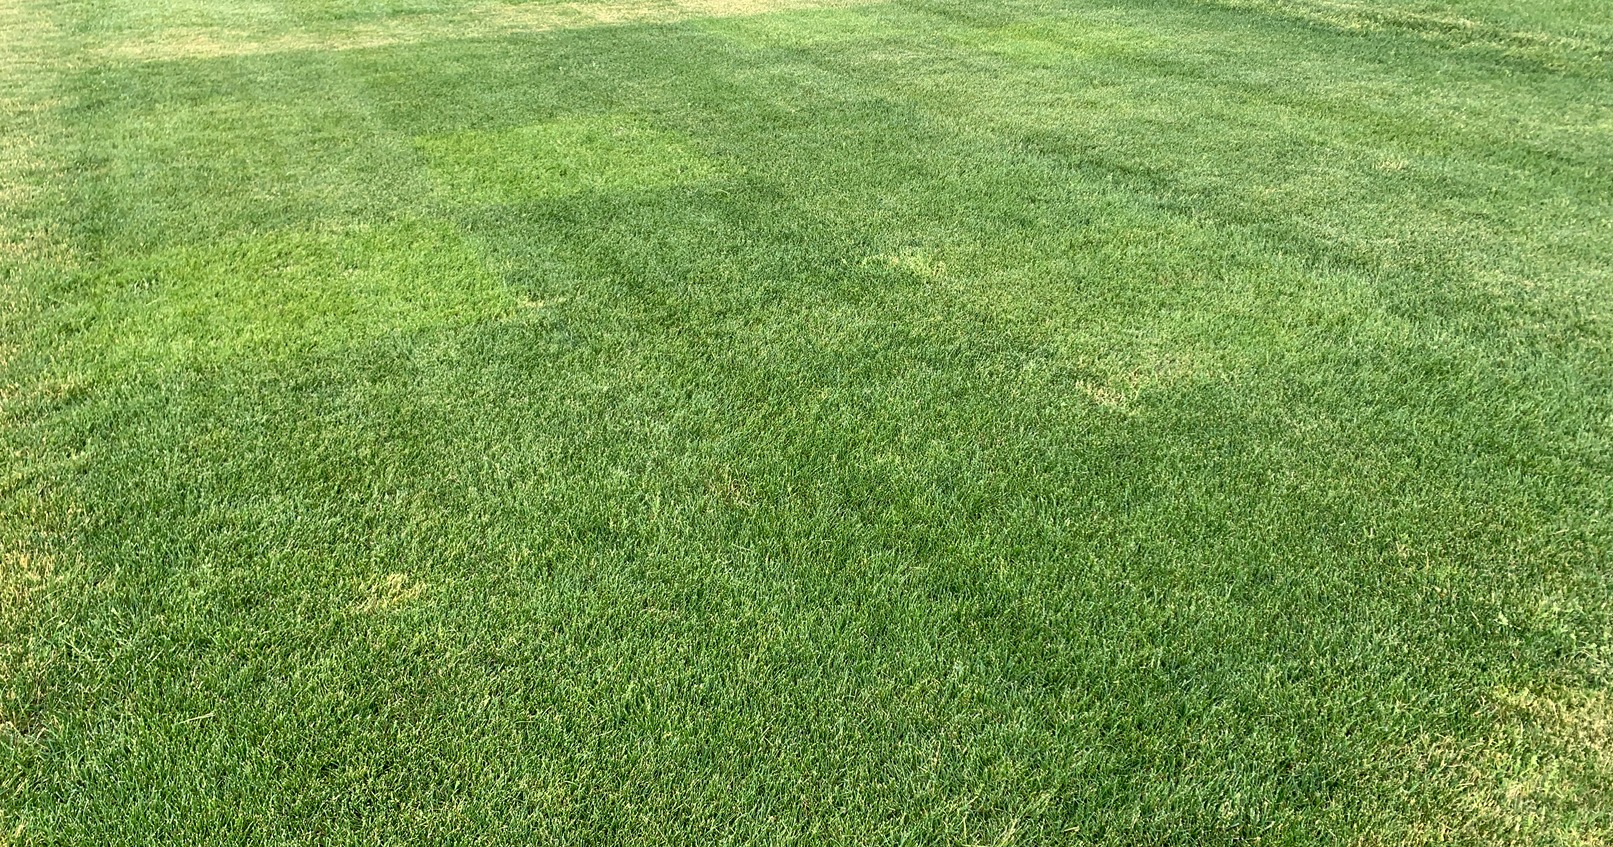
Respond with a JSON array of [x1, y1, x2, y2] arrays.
[[96, 0, 870, 62], [0, 543, 73, 742], [354, 572, 430, 614], [0, 2, 69, 268], [1389, 686, 1613, 846]]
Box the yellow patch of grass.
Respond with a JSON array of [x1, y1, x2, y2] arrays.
[[0, 547, 58, 619], [863, 249, 949, 281], [354, 572, 429, 613], [1388, 686, 1613, 846]]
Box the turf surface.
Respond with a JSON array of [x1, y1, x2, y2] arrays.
[[2, 0, 1611, 842]]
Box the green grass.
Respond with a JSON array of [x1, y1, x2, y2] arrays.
[[2, 0, 1611, 842]]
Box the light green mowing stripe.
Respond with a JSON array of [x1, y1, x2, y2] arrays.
[[417, 117, 720, 202]]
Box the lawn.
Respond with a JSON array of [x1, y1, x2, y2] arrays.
[[2, 0, 1610, 842]]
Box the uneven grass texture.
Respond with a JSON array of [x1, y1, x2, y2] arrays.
[[2, 0, 1611, 843]]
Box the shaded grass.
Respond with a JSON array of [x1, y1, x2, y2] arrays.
[[2, 0, 1611, 843]]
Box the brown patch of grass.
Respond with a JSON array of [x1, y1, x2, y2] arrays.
[[706, 464, 758, 509], [95, 0, 870, 63], [0, 542, 72, 742], [0, 547, 58, 624]]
